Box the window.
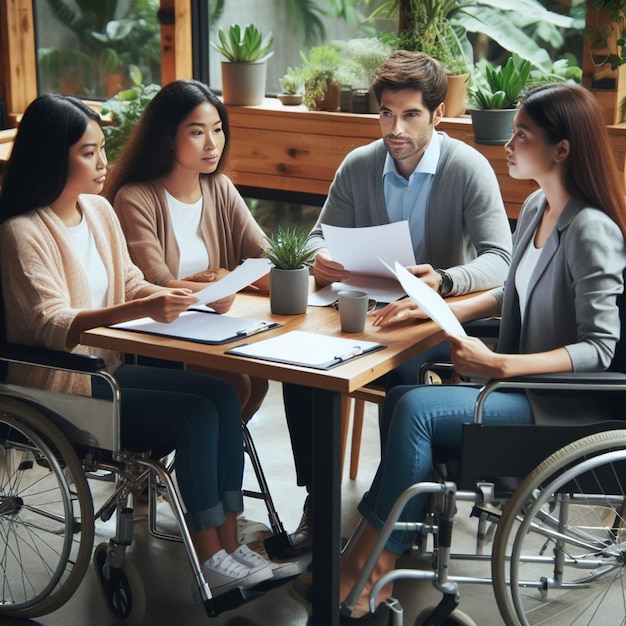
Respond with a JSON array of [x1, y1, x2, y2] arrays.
[[34, 0, 162, 100]]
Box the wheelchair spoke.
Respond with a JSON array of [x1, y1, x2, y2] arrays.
[[493, 431, 626, 625], [0, 406, 94, 618]]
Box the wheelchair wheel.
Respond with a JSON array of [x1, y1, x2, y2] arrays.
[[0, 398, 94, 617], [414, 606, 477, 625], [492, 429, 626, 626], [93, 542, 146, 625]]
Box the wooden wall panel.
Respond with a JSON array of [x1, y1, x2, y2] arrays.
[[1, 0, 37, 123]]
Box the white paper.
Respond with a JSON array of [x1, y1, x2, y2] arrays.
[[391, 261, 466, 336], [227, 330, 384, 369], [308, 276, 406, 306], [321, 223, 416, 278], [191, 258, 271, 305]]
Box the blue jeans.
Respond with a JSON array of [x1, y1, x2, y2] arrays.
[[358, 384, 533, 554], [92, 364, 243, 532]]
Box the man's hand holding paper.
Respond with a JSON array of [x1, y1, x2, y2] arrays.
[[309, 223, 416, 306]]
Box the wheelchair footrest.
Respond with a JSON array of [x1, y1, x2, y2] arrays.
[[202, 587, 255, 617], [262, 530, 292, 560]]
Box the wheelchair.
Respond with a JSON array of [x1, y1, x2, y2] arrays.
[[0, 341, 288, 624], [341, 323, 626, 626]]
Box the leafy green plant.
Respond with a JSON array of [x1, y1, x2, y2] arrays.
[[100, 69, 160, 161], [279, 67, 305, 95], [300, 44, 347, 109], [365, 0, 577, 74], [211, 23, 274, 62], [264, 226, 316, 270], [469, 54, 532, 110], [344, 37, 394, 88]]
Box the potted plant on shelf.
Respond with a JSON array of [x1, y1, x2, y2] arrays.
[[300, 45, 347, 111], [344, 37, 394, 113], [367, 0, 471, 116], [278, 67, 305, 106], [211, 23, 274, 106], [264, 226, 315, 315], [468, 54, 532, 144]]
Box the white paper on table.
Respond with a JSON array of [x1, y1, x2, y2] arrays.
[[308, 275, 406, 306], [226, 330, 385, 370], [321, 223, 416, 278], [190, 258, 271, 306], [390, 261, 466, 336]]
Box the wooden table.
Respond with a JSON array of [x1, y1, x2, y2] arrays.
[[81, 292, 446, 625]]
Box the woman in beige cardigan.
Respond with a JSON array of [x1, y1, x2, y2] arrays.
[[0, 94, 276, 595], [105, 80, 268, 423]]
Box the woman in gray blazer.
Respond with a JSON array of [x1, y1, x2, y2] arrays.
[[327, 83, 626, 621]]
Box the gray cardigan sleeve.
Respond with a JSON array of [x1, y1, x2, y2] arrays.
[[426, 137, 512, 295]]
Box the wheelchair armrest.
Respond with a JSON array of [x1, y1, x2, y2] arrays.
[[473, 371, 626, 423], [0, 342, 106, 374], [463, 317, 500, 340]]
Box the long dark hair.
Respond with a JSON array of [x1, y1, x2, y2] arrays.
[[0, 94, 101, 222], [521, 83, 626, 237], [104, 79, 231, 202]]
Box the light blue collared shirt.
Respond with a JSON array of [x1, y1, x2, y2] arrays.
[[383, 132, 441, 263]]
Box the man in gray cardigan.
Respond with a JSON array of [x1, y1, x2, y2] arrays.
[[279, 51, 513, 558]]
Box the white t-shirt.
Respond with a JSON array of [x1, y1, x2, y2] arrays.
[[515, 234, 543, 323], [66, 215, 109, 309], [165, 189, 209, 279]]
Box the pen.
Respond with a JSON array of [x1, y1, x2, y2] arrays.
[[236, 321, 270, 336], [334, 347, 364, 362]]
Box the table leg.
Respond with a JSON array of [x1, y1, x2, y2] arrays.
[[311, 388, 341, 626]]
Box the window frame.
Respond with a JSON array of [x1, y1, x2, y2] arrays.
[[0, 0, 194, 125]]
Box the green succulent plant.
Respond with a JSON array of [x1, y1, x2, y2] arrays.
[[469, 54, 532, 110], [279, 67, 305, 95], [211, 23, 274, 63], [264, 226, 316, 270]]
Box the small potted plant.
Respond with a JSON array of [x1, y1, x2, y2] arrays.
[[300, 45, 346, 111], [468, 54, 532, 144], [264, 225, 316, 315], [344, 37, 394, 113], [278, 67, 304, 106], [211, 23, 274, 106]]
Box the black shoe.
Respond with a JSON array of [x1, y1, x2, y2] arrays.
[[278, 495, 313, 558]]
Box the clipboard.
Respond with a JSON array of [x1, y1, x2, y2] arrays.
[[110, 310, 281, 345], [225, 330, 386, 370]]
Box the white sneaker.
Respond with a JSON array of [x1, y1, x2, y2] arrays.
[[201, 549, 273, 595], [233, 544, 300, 580], [231, 545, 271, 572]]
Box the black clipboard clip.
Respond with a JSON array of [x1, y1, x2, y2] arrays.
[[334, 347, 364, 362], [236, 321, 271, 337]]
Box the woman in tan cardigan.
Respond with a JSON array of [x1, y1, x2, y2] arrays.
[[0, 94, 275, 595], [105, 80, 268, 423]]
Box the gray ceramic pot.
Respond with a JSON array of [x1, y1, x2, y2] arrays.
[[269, 266, 309, 315], [470, 108, 517, 145]]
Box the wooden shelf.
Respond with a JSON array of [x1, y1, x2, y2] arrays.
[[226, 100, 626, 220]]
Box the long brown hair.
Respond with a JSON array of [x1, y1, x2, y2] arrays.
[[104, 79, 231, 203], [521, 83, 626, 237]]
